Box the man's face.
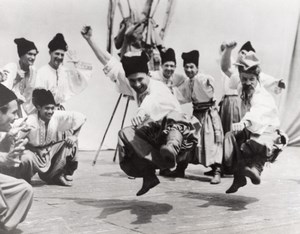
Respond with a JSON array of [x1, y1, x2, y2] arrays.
[[162, 61, 176, 79], [0, 100, 18, 132], [20, 49, 38, 68], [37, 104, 55, 122], [184, 63, 198, 79], [49, 49, 65, 69], [127, 72, 150, 94], [240, 72, 258, 104], [240, 72, 258, 92]]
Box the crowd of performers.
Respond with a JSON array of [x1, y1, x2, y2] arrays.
[[0, 25, 288, 231]]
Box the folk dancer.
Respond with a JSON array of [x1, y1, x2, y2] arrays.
[[35, 33, 92, 109], [224, 50, 288, 193], [220, 41, 285, 172], [167, 50, 224, 185], [81, 26, 199, 196], [2, 38, 39, 116], [24, 89, 86, 186]]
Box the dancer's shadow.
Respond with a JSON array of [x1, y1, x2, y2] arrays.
[[98, 171, 129, 178], [168, 191, 258, 211], [1, 228, 22, 234], [62, 197, 172, 225]]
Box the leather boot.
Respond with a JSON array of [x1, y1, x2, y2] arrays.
[[136, 173, 160, 196], [159, 168, 171, 176], [210, 165, 221, 184], [160, 128, 183, 168], [164, 161, 188, 178], [226, 174, 247, 193], [243, 157, 265, 185]]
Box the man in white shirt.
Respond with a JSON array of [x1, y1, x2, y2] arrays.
[[2, 38, 39, 116], [166, 50, 224, 184], [24, 89, 86, 186], [81, 26, 199, 196], [150, 48, 186, 94], [224, 51, 287, 194], [35, 33, 92, 107]]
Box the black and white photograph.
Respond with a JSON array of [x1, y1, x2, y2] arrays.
[[0, 0, 299, 233]]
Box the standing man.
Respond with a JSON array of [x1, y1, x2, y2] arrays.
[[0, 84, 33, 231], [168, 50, 224, 185], [224, 51, 287, 193], [24, 89, 86, 186], [35, 33, 92, 108], [150, 48, 187, 94], [81, 26, 199, 196], [2, 38, 39, 116]]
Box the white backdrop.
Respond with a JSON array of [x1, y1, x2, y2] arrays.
[[0, 0, 299, 150]]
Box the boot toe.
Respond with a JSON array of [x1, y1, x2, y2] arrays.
[[136, 176, 160, 196], [226, 176, 247, 194], [243, 166, 261, 185]]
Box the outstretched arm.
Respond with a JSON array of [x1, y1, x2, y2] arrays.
[[220, 41, 237, 77], [81, 26, 111, 65]]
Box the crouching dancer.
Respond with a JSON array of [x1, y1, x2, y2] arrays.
[[225, 50, 288, 194], [0, 84, 33, 231], [25, 89, 86, 186], [81, 26, 199, 196]]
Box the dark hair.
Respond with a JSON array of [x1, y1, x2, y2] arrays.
[[238, 65, 261, 77], [0, 104, 9, 114]]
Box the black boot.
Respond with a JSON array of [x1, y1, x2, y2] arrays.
[[243, 157, 266, 185], [160, 128, 183, 168], [226, 174, 247, 193], [164, 161, 188, 178], [136, 173, 160, 196], [159, 168, 171, 176]]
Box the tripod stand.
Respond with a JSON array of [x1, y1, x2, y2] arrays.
[[92, 94, 131, 166]]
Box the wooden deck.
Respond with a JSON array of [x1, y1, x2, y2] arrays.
[[5, 147, 300, 234]]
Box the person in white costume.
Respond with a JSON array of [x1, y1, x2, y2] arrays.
[[2, 38, 39, 116], [35, 33, 92, 108], [224, 50, 288, 194], [81, 26, 199, 196]]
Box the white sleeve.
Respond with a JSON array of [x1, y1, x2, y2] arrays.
[[103, 57, 133, 96], [2, 63, 17, 89]]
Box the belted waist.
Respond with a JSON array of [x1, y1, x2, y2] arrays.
[[224, 94, 238, 98], [193, 101, 215, 111]]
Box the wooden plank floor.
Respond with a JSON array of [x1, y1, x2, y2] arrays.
[[4, 147, 300, 234]]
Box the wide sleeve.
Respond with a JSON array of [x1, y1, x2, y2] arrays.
[[54, 110, 87, 132], [103, 56, 133, 96], [175, 80, 192, 104], [172, 73, 187, 87], [65, 61, 93, 95], [228, 72, 240, 90], [1, 63, 18, 89]]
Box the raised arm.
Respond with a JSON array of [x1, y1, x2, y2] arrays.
[[81, 26, 111, 66], [220, 41, 237, 77]]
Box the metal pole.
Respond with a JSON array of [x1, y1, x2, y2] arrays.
[[113, 96, 130, 162], [92, 94, 122, 166]]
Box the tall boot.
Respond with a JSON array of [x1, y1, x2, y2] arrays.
[[210, 165, 221, 184], [243, 157, 266, 185], [160, 128, 183, 168], [136, 170, 160, 196], [226, 174, 247, 193]]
